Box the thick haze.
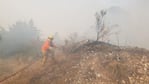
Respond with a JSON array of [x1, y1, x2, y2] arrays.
[[0, 0, 149, 49]]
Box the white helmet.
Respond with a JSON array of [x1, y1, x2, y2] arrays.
[[48, 35, 54, 40]]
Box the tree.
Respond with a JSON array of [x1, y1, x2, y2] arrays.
[[0, 20, 40, 56], [95, 10, 107, 41], [0, 28, 2, 41], [0, 26, 5, 41]]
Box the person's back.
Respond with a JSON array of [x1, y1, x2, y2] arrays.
[[42, 39, 50, 52]]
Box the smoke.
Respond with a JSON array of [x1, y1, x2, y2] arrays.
[[99, 0, 149, 49], [0, 20, 40, 56], [0, 0, 149, 49]]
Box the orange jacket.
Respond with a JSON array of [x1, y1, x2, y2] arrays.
[[42, 39, 51, 51]]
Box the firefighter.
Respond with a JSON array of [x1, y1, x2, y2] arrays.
[[41, 35, 55, 65]]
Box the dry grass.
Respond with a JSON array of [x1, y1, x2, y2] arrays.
[[1, 42, 149, 84]]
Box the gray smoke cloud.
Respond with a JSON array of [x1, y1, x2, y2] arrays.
[[105, 0, 149, 49], [0, 20, 40, 56], [0, 0, 148, 49]]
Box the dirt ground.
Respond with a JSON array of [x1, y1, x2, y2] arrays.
[[1, 42, 149, 84]]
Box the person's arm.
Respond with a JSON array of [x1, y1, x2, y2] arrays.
[[52, 43, 56, 48], [50, 41, 56, 48]]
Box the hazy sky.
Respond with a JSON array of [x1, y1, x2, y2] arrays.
[[0, 0, 149, 49]]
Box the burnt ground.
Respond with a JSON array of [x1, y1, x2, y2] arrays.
[[1, 41, 149, 84]]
